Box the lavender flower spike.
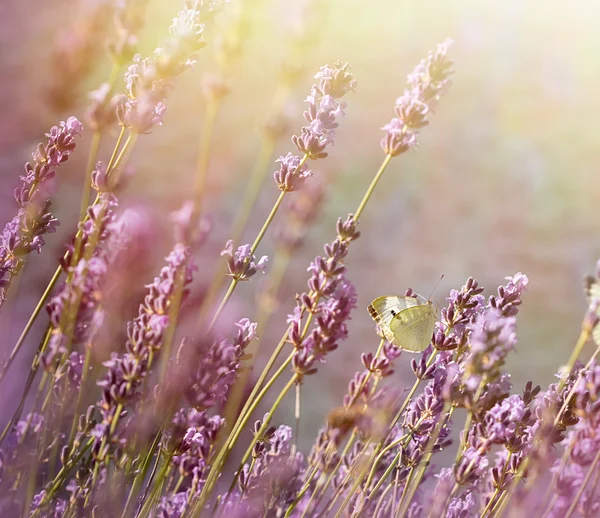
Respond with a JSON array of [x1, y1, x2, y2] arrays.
[[0, 117, 83, 306], [116, 3, 224, 134], [221, 240, 268, 281], [291, 61, 356, 160], [381, 39, 453, 157]]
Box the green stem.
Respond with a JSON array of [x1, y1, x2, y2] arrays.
[[79, 131, 102, 223], [353, 153, 392, 221], [397, 404, 454, 517], [195, 353, 294, 512], [194, 98, 220, 210], [0, 268, 61, 385], [207, 188, 289, 333], [197, 136, 276, 324], [495, 322, 593, 516]]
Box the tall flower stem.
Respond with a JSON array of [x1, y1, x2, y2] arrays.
[[354, 153, 392, 221], [207, 188, 289, 332], [193, 97, 219, 211], [492, 321, 594, 517], [0, 130, 135, 385], [564, 448, 600, 518], [219, 246, 291, 431], [193, 352, 295, 514], [78, 130, 102, 223], [397, 405, 454, 516], [198, 136, 276, 322]]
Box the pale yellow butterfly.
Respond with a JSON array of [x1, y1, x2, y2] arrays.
[[584, 275, 600, 346], [368, 294, 437, 352]]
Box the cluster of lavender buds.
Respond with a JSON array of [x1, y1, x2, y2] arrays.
[[381, 39, 454, 156], [272, 62, 356, 193], [0, 117, 83, 306], [159, 410, 224, 516], [93, 240, 195, 463], [41, 192, 119, 374], [290, 215, 360, 381], [108, 0, 149, 66], [182, 318, 257, 410], [224, 423, 304, 516], [5, 24, 600, 518], [221, 240, 268, 281], [86, 0, 150, 132], [116, 1, 224, 133], [292, 61, 356, 160]]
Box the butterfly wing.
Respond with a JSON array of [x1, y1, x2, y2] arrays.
[[585, 276, 600, 345], [368, 296, 419, 343], [389, 304, 437, 352]]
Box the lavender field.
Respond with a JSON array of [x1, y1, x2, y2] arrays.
[[1, 0, 600, 516]]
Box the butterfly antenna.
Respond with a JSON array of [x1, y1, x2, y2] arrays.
[[427, 274, 445, 301]]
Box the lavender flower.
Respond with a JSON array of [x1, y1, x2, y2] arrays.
[[290, 215, 360, 380], [183, 318, 257, 410], [221, 240, 268, 281], [40, 183, 119, 373], [93, 241, 194, 462], [116, 2, 223, 133], [381, 39, 453, 156], [273, 153, 313, 192], [0, 117, 83, 306], [290, 61, 355, 160], [224, 423, 304, 517]]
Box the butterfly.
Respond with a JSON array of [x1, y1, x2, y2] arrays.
[[368, 294, 437, 352], [584, 275, 600, 346]]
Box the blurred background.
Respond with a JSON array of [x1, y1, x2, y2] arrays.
[[1, 0, 600, 449]]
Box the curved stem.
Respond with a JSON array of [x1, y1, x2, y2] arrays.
[[207, 189, 287, 333], [354, 154, 392, 221], [0, 268, 61, 385], [79, 131, 102, 223], [194, 98, 220, 210], [198, 137, 276, 324]]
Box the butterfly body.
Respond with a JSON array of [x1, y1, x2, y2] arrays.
[[585, 275, 600, 345], [368, 295, 437, 352]]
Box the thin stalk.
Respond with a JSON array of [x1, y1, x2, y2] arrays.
[[0, 325, 52, 445], [222, 363, 296, 501], [203, 348, 297, 511], [333, 443, 373, 518], [78, 131, 102, 223], [454, 377, 486, 463], [198, 136, 276, 323], [0, 130, 136, 386], [284, 465, 319, 517], [0, 268, 61, 385], [121, 430, 163, 518], [219, 247, 292, 435], [397, 404, 454, 517], [193, 98, 220, 209], [32, 438, 94, 513], [481, 488, 501, 518], [67, 346, 92, 444], [353, 154, 392, 221], [373, 482, 395, 518], [193, 372, 297, 518], [494, 322, 594, 517], [394, 467, 415, 518], [207, 188, 289, 333]]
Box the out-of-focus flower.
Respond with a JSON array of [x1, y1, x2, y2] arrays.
[[0, 117, 83, 306], [221, 240, 268, 281], [291, 61, 355, 160], [381, 39, 454, 156], [116, 2, 224, 134]]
